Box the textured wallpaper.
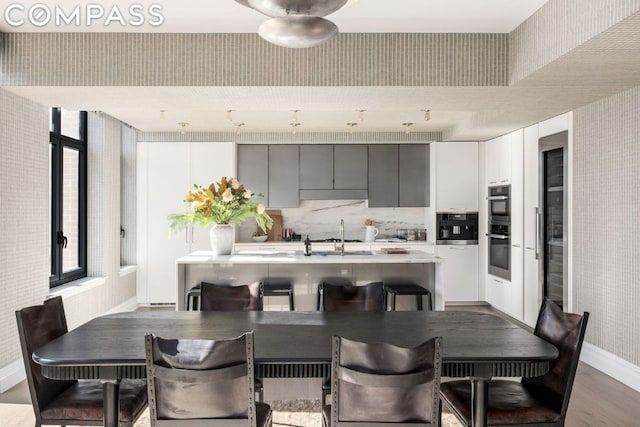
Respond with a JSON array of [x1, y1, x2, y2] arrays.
[[573, 86, 640, 365], [0, 89, 49, 369]]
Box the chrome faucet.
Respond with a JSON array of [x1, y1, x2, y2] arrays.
[[338, 219, 345, 256]]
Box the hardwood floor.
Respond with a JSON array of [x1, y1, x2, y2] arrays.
[[2, 305, 639, 426]]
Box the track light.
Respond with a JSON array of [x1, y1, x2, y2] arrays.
[[346, 122, 358, 134], [226, 110, 234, 122], [178, 122, 189, 135], [402, 122, 413, 134], [159, 110, 166, 120], [421, 109, 431, 121], [235, 123, 245, 135], [357, 109, 366, 122], [292, 110, 300, 122], [290, 122, 301, 135]]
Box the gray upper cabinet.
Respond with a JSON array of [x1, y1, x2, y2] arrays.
[[237, 144, 269, 204], [268, 145, 299, 208], [368, 144, 399, 207], [399, 144, 430, 207], [334, 145, 368, 189], [299, 145, 333, 189]]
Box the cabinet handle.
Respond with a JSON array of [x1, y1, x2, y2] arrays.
[[190, 226, 194, 243], [489, 181, 497, 185], [500, 179, 509, 183], [449, 247, 467, 251], [494, 279, 503, 284], [449, 207, 466, 211], [525, 246, 535, 250], [535, 207, 541, 260], [512, 244, 521, 248]]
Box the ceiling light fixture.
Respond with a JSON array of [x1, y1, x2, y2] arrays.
[[226, 110, 234, 122], [292, 110, 300, 121], [235, 123, 245, 135], [346, 122, 358, 134], [357, 109, 366, 122], [290, 122, 301, 135], [402, 122, 414, 134], [235, 0, 355, 48], [159, 110, 166, 120], [178, 122, 189, 135], [421, 109, 431, 121]]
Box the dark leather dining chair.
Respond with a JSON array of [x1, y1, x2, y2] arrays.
[[15, 296, 148, 427], [145, 331, 273, 427], [324, 335, 443, 427], [439, 298, 589, 427], [200, 281, 264, 311], [319, 281, 386, 312]]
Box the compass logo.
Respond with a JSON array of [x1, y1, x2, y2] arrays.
[[4, 3, 165, 28]]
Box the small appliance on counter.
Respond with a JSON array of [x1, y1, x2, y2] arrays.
[[436, 213, 478, 245]]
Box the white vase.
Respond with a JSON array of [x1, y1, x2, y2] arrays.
[[209, 224, 235, 255]]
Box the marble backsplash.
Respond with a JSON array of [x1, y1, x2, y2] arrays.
[[238, 200, 433, 242]]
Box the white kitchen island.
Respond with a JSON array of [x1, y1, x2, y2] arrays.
[[176, 250, 445, 311]]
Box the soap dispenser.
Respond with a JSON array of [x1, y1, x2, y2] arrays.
[[304, 235, 312, 256]]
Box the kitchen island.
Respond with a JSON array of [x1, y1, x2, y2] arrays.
[[176, 250, 444, 310]]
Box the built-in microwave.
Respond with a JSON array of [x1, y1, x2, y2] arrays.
[[488, 185, 510, 223]]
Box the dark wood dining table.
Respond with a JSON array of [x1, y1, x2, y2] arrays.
[[32, 310, 558, 427]]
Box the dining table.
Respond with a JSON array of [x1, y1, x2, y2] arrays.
[[32, 310, 558, 427]]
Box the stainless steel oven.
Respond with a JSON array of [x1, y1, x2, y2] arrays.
[[488, 185, 510, 280]]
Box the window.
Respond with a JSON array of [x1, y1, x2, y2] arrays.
[[50, 108, 88, 287]]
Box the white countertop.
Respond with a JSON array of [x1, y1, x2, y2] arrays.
[[177, 250, 443, 265]]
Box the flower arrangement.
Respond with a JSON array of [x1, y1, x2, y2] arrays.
[[168, 177, 272, 235]]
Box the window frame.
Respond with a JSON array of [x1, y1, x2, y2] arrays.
[[49, 108, 88, 288]]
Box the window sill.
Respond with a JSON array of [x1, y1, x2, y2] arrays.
[[49, 276, 106, 299], [119, 265, 138, 278]]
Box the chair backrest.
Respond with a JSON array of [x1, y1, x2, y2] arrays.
[[200, 282, 263, 311], [522, 297, 589, 420], [145, 332, 257, 427], [321, 281, 385, 312], [15, 296, 76, 419], [330, 335, 442, 426]]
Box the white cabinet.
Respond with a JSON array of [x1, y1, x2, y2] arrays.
[[523, 124, 541, 326], [437, 245, 479, 302], [485, 134, 512, 186], [509, 130, 524, 320], [137, 142, 235, 304], [435, 142, 479, 212], [486, 276, 510, 313]]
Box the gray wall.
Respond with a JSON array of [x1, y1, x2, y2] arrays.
[[0, 92, 138, 390], [573, 85, 640, 366]]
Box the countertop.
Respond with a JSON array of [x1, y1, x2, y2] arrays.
[[177, 250, 443, 265]]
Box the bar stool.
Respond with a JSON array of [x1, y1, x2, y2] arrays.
[[185, 284, 201, 311], [384, 283, 433, 311], [262, 278, 295, 311]]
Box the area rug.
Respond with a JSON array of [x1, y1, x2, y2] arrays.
[[0, 401, 462, 427]]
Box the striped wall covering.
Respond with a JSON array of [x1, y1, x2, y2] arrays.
[[0, 32, 508, 87], [573, 86, 640, 366], [120, 125, 137, 266], [0, 89, 49, 369], [510, 0, 640, 84], [137, 130, 442, 143]]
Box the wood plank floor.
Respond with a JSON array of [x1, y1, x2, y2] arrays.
[[2, 305, 639, 426]]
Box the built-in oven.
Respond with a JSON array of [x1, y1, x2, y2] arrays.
[[487, 185, 511, 280]]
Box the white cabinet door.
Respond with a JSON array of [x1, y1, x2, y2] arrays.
[[143, 143, 190, 304], [188, 142, 235, 251], [510, 130, 524, 247], [437, 245, 479, 302], [509, 245, 524, 319], [485, 134, 511, 186], [435, 142, 479, 212], [486, 275, 510, 313], [523, 124, 540, 326]]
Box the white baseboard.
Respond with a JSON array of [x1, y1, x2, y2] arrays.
[[581, 341, 640, 392], [0, 358, 26, 394], [104, 297, 139, 314]]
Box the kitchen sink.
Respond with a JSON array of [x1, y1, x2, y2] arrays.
[[313, 250, 374, 256]]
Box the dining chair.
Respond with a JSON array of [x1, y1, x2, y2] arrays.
[[323, 335, 443, 427], [15, 296, 148, 427], [319, 281, 386, 312], [439, 297, 589, 427], [200, 281, 264, 311], [144, 331, 273, 427]]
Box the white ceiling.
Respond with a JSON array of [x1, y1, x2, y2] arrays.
[[0, 0, 548, 33]]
